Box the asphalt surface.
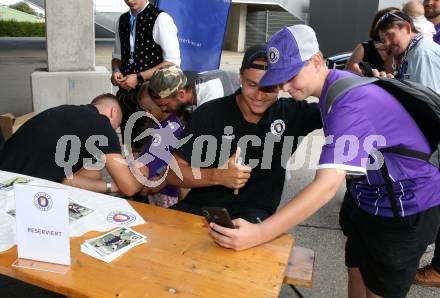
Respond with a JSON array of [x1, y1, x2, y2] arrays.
[[0, 37, 439, 298]]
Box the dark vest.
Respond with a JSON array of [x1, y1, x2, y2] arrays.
[[118, 4, 164, 79]]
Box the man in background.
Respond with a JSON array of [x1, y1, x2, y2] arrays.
[[111, 0, 180, 150]]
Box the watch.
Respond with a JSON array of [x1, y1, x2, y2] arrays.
[[136, 72, 144, 84]]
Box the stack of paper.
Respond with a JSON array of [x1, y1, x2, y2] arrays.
[[80, 227, 146, 263], [0, 176, 36, 195]]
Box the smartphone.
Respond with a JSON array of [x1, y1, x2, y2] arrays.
[[201, 207, 235, 229]]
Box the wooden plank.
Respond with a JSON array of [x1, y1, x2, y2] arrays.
[[283, 246, 315, 288], [0, 201, 294, 298]]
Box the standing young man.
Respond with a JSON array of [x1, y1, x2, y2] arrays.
[[208, 25, 440, 298], [416, 0, 440, 287], [111, 0, 180, 149]]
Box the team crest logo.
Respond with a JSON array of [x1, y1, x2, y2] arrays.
[[151, 133, 162, 147], [34, 192, 53, 211], [268, 47, 280, 64], [107, 211, 136, 225], [270, 119, 286, 136]]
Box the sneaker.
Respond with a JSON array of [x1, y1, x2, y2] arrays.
[[415, 265, 440, 287]]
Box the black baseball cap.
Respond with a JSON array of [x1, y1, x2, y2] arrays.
[[241, 44, 268, 70]]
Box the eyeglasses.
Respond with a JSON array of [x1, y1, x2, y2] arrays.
[[375, 12, 407, 30]]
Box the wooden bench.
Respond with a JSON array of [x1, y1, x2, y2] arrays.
[[283, 246, 315, 297]]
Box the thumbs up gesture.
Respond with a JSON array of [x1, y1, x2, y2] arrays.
[[219, 147, 251, 190]]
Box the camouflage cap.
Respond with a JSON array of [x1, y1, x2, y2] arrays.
[[149, 64, 187, 99]]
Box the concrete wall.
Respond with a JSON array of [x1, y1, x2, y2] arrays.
[[45, 0, 95, 71], [33, 0, 111, 113], [310, 0, 379, 56], [224, 4, 247, 52], [32, 67, 111, 113]]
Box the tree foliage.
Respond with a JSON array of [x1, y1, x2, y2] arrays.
[[9, 1, 38, 16]]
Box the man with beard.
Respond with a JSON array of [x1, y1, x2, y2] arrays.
[[424, 0, 440, 44]]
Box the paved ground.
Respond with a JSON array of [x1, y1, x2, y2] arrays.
[[1, 38, 439, 297]]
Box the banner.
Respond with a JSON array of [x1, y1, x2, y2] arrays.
[[156, 0, 232, 72]]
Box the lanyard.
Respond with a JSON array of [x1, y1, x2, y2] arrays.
[[397, 34, 423, 79], [129, 14, 136, 64]]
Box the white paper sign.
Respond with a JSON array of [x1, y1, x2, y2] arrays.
[[15, 184, 71, 265]]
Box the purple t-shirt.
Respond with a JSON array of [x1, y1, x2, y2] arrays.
[[434, 23, 440, 45], [318, 69, 440, 217]]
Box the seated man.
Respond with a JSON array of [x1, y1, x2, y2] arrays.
[[0, 93, 147, 196], [150, 65, 240, 117], [164, 44, 322, 223]]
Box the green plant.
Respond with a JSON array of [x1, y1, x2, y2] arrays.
[[0, 20, 45, 37]]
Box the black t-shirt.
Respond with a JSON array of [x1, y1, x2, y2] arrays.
[[0, 105, 121, 182], [176, 90, 322, 214]]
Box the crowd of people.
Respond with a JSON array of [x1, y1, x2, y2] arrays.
[[0, 0, 439, 297]]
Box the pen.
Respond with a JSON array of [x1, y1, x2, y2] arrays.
[[234, 156, 243, 196]]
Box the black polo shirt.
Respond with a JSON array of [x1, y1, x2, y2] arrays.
[[0, 105, 121, 182], [176, 90, 322, 214]]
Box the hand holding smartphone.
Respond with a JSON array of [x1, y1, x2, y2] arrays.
[[202, 207, 235, 229]]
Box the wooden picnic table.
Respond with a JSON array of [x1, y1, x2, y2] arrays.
[[0, 201, 294, 298]]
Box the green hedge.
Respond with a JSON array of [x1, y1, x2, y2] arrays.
[[0, 20, 45, 37]]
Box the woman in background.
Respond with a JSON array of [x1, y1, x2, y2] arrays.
[[345, 7, 400, 73]]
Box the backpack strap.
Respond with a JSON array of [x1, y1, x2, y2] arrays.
[[380, 147, 430, 162], [325, 76, 378, 116], [377, 154, 402, 219], [325, 76, 433, 163]]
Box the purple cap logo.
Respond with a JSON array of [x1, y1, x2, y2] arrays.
[[260, 25, 320, 87], [268, 47, 280, 64]]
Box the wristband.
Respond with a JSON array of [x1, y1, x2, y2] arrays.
[[105, 182, 112, 193]]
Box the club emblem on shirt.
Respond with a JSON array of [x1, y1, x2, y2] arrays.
[[152, 133, 162, 147], [270, 119, 286, 136], [268, 47, 280, 64], [34, 192, 53, 211], [107, 211, 136, 225]]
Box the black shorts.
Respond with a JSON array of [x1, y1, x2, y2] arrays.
[[340, 191, 440, 298]]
